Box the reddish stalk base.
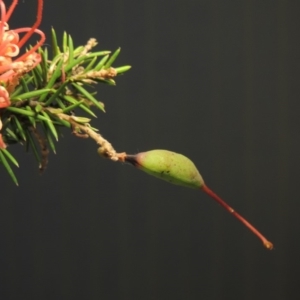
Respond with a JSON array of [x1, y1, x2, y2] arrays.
[[201, 184, 273, 250]]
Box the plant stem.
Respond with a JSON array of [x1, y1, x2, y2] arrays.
[[56, 112, 125, 161], [201, 184, 273, 250]]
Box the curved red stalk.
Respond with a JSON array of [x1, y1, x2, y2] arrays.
[[17, 0, 43, 49], [201, 184, 273, 250], [4, 0, 18, 22], [0, 1, 6, 21], [15, 28, 45, 62], [0, 1, 7, 42], [0, 64, 14, 75]]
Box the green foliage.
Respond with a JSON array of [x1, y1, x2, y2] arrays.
[[0, 29, 131, 184]]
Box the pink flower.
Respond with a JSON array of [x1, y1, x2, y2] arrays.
[[0, 0, 45, 148], [0, 0, 45, 101], [0, 134, 5, 148], [0, 104, 5, 148], [0, 84, 8, 108], [0, 85, 8, 147]]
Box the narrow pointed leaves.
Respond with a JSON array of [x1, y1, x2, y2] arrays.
[[39, 47, 48, 82], [72, 83, 105, 111], [39, 58, 64, 102], [11, 89, 52, 101], [1, 149, 19, 167], [68, 34, 74, 64], [41, 111, 58, 141], [62, 31, 68, 53], [84, 56, 98, 73], [5, 128, 19, 142], [115, 65, 132, 74], [64, 51, 111, 73], [7, 107, 36, 117], [42, 123, 56, 154], [10, 76, 32, 98], [44, 81, 69, 106], [0, 150, 18, 185], [62, 95, 97, 117], [12, 116, 26, 141], [104, 48, 121, 69], [94, 55, 110, 71], [26, 106, 36, 127], [61, 100, 85, 113], [25, 130, 41, 166], [51, 27, 60, 57]]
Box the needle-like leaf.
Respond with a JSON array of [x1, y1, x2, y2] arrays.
[[104, 48, 121, 69], [72, 83, 105, 111], [0, 150, 18, 185]]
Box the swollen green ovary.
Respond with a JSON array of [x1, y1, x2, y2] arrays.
[[136, 150, 204, 189]]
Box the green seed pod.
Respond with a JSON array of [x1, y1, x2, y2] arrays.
[[123, 149, 273, 249], [126, 149, 204, 189]]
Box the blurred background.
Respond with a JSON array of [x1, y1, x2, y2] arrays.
[[1, 0, 300, 299]]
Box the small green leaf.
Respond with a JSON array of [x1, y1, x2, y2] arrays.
[[46, 107, 63, 114], [36, 114, 51, 122], [11, 89, 52, 101], [10, 76, 33, 98], [35, 104, 43, 113], [114, 65, 132, 74], [93, 78, 116, 85], [105, 48, 121, 69], [43, 46, 48, 61], [72, 83, 105, 111], [68, 34, 74, 64], [0, 150, 18, 185], [26, 106, 36, 127], [70, 116, 91, 123], [55, 97, 67, 110], [7, 107, 50, 122], [5, 128, 19, 142], [41, 111, 58, 141], [49, 114, 71, 128], [39, 58, 64, 102], [1, 148, 19, 167], [62, 31, 68, 53], [51, 27, 60, 57], [44, 80, 69, 106], [31, 59, 43, 87], [7, 106, 35, 117], [64, 51, 110, 73], [39, 47, 48, 82], [20, 76, 30, 93], [62, 95, 97, 117], [25, 130, 41, 165], [61, 100, 84, 113], [12, 116, 26, 141], [77, 103, 97, 117], [73, 45, 85, 56], [94, 55, 110, 71], [84, 56, 98, 73], [42, 123, 56, 154]]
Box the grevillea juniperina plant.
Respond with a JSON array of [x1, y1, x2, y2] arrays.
[[0, 0, 273, 250], [0, 0, 130, 179]]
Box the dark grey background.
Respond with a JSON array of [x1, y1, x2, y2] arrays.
[[1, 0, 300, 299]]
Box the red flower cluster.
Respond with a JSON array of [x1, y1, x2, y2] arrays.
[[0, 0, 45, 148]]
